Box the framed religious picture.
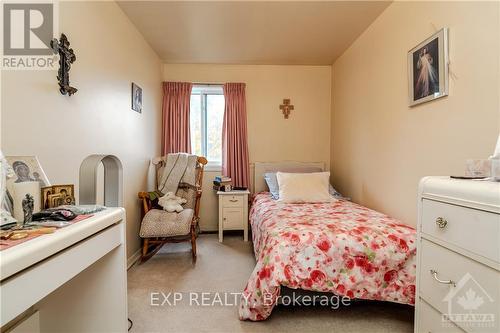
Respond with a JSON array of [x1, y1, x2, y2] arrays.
[[41, 186, 54, 209], [408, 28, 449, 107], [5, 156, 50, 197], [41, 184, 75, 209], [131, 82, 143, 113]]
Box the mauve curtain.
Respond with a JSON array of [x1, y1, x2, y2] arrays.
[[222, 83, 250, 188], [161, 82, 193, 155]]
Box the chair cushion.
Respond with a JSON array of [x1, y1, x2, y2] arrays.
[[176, 186, 197, 209], [140, 208, 194, 238]]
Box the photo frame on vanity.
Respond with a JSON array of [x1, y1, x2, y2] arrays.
[[408, 28, 449, 107], [42, 184, 75, 209], [4, 156, 49, 224], [5, 156, 50, 196]]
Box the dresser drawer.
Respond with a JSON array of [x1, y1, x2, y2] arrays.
[[420, 239, 500, 332], [418, 299, 464, 333], [421, 199, 500, 262], [221, 195, 244, 208], [222, 208, 244, 229]]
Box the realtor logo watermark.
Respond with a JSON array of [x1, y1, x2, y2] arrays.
[[442, 273, 497, 330], [2, 1, 58, 69]]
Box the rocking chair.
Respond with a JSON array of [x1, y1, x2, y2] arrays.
[[138, 155, 207, 263]]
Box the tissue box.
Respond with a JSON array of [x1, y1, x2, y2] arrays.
[[465, 159, 491, 177]]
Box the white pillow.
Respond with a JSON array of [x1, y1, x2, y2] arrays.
[[276, 172, 333, 203]]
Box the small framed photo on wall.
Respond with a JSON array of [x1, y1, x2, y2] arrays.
[[131, 82, 143, 113], [408, 28, 449, 107]]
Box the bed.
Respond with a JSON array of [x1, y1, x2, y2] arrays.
[[239, 162, 416, 321]]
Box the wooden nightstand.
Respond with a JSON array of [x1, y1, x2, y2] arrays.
[[217, 190, 250, 242]]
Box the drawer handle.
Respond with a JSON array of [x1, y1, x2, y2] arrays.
[[229, 199, 238, 202], [430, 269, 455, 287], [435, 217, 448, 229]]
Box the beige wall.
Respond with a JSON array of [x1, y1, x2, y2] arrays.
[[1, 1, 163, 259], [331, 1, 500, 226], [163, 64, 332, 230]]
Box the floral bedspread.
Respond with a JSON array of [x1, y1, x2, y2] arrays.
[[239, 193, 416, 321]]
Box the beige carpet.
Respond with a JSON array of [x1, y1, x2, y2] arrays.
[[128, 234, 414, 333]]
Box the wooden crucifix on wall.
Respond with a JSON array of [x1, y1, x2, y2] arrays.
[[50, 33, 78, 96], [279, 99, 294, 119]]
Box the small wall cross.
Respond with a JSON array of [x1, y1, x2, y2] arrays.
[[279, 99, 294, 119]]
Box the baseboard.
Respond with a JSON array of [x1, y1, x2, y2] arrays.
[[127, 248, 141, 270]]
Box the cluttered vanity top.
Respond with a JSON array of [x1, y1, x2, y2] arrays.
[[0, 207, 125, 281]]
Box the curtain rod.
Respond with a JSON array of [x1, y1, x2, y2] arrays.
[[192, 82, 223, 86]]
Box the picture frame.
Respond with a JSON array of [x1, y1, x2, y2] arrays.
[[131, 82, 143, 113], [5, 156, 50, 197], [408, 28, 449, 107], [41, 184, 75, 209], [41, 186, 54, 209]]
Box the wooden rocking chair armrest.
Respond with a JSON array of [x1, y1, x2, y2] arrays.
[[138, 191, 152, 215]]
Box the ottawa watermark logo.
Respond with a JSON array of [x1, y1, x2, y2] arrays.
[[442, 273, 497, 330], [2, 1, 58, 69]]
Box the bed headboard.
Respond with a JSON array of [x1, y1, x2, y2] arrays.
[[253, 161, 325, 193]]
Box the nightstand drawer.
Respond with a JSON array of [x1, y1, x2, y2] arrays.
[[420, 239, 500, 331], [421, 199, 500, 262], [223, 208, 243, 229], [221, 195, 244, 208]]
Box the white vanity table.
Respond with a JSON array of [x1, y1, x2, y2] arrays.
[[0, 208, 128, 332]]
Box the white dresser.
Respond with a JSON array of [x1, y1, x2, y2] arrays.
[[0, 208, 128, 332], [218, 190, 250, 242], [415, 177, 500, 333]]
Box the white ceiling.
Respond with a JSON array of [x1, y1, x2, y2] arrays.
[[117, 1, 391, 65]]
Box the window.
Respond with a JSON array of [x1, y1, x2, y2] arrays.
[[190, 85, 224, 167]]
